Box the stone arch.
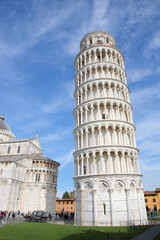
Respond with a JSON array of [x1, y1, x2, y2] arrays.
[[129, 179, 137, 191], [83, 180, 94, 192], [75, 181, 81, 190], [112, 179, 126, 191], [97, 180, 109, 193]]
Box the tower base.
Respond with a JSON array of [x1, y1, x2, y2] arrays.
[[74, 174, 148, 226]]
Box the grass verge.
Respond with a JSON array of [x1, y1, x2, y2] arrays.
[[0, 222, 151, 240]]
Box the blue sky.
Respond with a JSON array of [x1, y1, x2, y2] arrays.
[[0, 0, 160, 197]]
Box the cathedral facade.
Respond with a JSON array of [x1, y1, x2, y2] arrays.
[[0, 115, 59, 213], [73, 31, 147, 226]]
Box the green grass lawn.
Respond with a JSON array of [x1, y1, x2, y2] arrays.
[[154, 233, 160, 240], [0, 222, 151, 240]]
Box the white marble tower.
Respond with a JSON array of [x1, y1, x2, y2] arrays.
[[73, 31, 147, 226]]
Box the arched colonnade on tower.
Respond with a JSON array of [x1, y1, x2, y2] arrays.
[[75, 47, 124, 71], [74, 101, 133, 127], [74, 149, 140, 176], [74, 123, 136, 150], [75, 80, 129, 105], [75, 64, 126, 87]]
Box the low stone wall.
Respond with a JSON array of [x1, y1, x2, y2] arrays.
[[50, 219, 74, 225]]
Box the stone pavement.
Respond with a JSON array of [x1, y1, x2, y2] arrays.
[[131, 225, 160, 240], [0, 215, 25, 227]]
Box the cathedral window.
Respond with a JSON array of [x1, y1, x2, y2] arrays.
[[7, 146, 10, 154], [102, 114, 105, 119], [83, 166, 86, 175], [17, 146, 20, 153]]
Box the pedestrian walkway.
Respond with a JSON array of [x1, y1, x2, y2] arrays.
[[131, 225, 160, 240], [0, 216, 25, 228]]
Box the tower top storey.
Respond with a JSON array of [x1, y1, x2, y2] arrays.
[[80, 31, 116, 52]]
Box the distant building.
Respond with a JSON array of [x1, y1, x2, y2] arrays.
[[0, 114, 59, 213], [56, 199, 74, 214], [144, 188, 160, 212]]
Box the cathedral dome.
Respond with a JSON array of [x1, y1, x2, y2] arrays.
[[0, 115, 15, 141]]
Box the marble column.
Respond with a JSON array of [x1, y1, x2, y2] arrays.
[[109, 188, 114, 226], [125, 188, 132, 225], [93, 189, 97, 226], [80, 189, 84, 225]]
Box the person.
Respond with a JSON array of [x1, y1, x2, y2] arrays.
[[48, 213, 51, 220], [12, 211, 15, 220]]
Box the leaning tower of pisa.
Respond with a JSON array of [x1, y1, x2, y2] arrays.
[[73, 31, 147, 226]]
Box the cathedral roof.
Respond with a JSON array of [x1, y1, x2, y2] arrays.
[[32, 153, 60, 166], [0, 154, 27, 162], [0, 153, 60, 166], [0, 115, 15, 140]]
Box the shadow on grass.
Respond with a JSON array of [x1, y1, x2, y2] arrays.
[[59, 229, 123, 240], [59, 225, 151, 240]]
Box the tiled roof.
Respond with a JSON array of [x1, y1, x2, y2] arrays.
[[0, 137, 36, 144], [0, 154, 27, 162], [144, 191, 156, 195], [56, 199, 75, 201], [0, 153, 60, 165], [32, 153, 60, 166]]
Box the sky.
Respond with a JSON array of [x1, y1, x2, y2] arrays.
[[0, 0, 160, 197]]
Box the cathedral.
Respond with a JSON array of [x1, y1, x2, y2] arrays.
[[0, 114, 59, 213]]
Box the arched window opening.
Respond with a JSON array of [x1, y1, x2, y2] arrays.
[[35, 174, 38, 182], [83, 166, 86, 175], [102, 114, 105, 119], [17, 146, 20, 153], [97, 40, 103, 45], [7, 146, 10, 154], [103, 203, 106, 215], [35, 173, 40, 182]]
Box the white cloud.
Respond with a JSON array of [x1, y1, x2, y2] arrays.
[[130, 83, 160, 105], [128, 68, 152, 83], [59, 149, 74, 170], [148, 30, 160, 49], [42, 81, 74, 114], [40, 128, 72, 143]]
